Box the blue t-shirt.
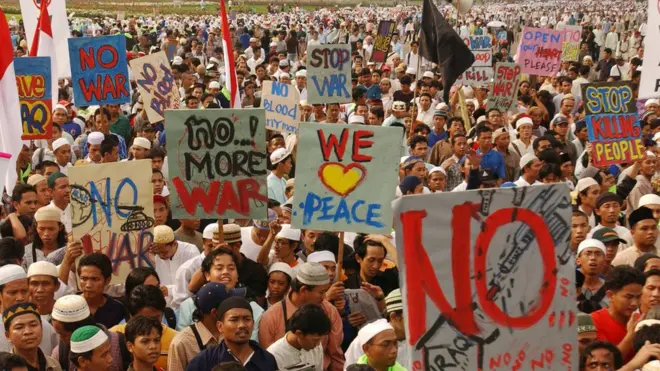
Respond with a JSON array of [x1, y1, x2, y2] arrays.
[[477, 149, 506, 180], [239, 33, 251, 49], [428, 130, 448, 149]]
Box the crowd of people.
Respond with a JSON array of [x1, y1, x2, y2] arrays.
[[1, 0, 660, 370]]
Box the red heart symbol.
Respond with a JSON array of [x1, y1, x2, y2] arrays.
[[317, 162, 367, 197]]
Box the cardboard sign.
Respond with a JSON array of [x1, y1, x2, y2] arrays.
[[291, 123, 402, 234], [582, 82, 643, 166], [306, 44, 352, 104], [130, 51, 181, 123], [19, 0, 71, 78], [165, 109, 268, 220], [68, 36, 131, 105], [640, 0, 660, 99], [556, 25, 581, 62], [69, 160, 155, 284], [457, 35, 494, 85], [518, 27, 562, 77], [14, 57, 53, 140], [487, 63, 522, 113], [372, 20, 395, 63], [261, 80, 301, 134], [394, 184, 576, 371]]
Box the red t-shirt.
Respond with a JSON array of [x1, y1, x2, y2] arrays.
[[591, 308, 627, 345]]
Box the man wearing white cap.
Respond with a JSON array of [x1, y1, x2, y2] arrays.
[[258, 224, 303, 270], [295, 69, 307, 100], [355, 319, 405, 370], [52, 138, 72, 175], [268, 148, 292, 205], [514, 154, 542, 186], [27, 174, 51, 208], [27, 261, 63, 320], [130, 137, 151, 161], [75, 131, 104, 166], [577, 239, 609, 308], [150, 225, 200, 299], [576, 177, 600, 228], [47, 172, 72, 234], [646, 99, 660, 116], [266, 262, 293, 307], [626, 152, 657, 220], [0, 264, 59, 355], [510, 116, 535, 157]]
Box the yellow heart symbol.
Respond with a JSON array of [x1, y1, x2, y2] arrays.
[[318, 162, 366, 197]]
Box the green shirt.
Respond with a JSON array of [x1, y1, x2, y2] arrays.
[[110, 115, 132, 146], [358, 354, 407, 371]]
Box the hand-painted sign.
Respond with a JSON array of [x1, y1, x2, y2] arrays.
[[291, 123, 402, 234], [372, 20, 396, 63], [165, 109, 268, 220], [457, 35, 494, 85], [68, 35, 131, 105], [394, 184, 576, 371], [518, 27, 562, 76], [582, 82, 643, 166], [14, 57, 53, 140], [486, 62, 522, 113], [130, 51, 181, 123], [306, 44, 352, 104], [556, 25, 581, 62], [69, 160, 155, 284], [261, 80, 301, 134]]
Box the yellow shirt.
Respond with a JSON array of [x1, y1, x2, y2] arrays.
[[110, 322, 178, 369]]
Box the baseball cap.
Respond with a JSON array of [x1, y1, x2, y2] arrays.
[[591, 228, 626, 245]]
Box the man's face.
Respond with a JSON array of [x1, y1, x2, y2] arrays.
[[420, 96, 431, 110], [274, 238, 296, 260], [364, 330, 399, 369], [581, 185, 601, 208], [642, 157, 657, 177], [596, 201, 621, 225], [128, 328, 161, 365], [412, 142, 428, 159], [55, 145, 71, 165], [6, 314, 42, 351], [151, 173, 164, 195], [153, 201, 168, 226], [579, 247, 605, 276], [218, 308, 253, 344], [608, 283, 642, 318], [571, 215, 590, 247], [205, 254, 238, 288], [478, 132, 493, 150], [633, 220, 659, 247], [356, 105, 369, 118], [642, 275, 660, 313], [406, 161, 426, 180], [301, 283, 330, 305], [561, 81, 572, 93], [34, 181, 50, 206], [14, 191, 38, 218], [51, 177, 71, 205], [88, 144, 102, 162], [53, 109, 68, 125], [151, 156, 164, 171], [79, 266, 107, 299], [268, 272, 290, 300], [453, 137, 467, 157], [107, 105, 120, 116], [357, 245, 385, 279], [29, 275, 58, 308], [327, 105, 340, 120], [132, 146, 148, 160], [368, 112, 381, 126], [95, 114, 110, 133], [536, 139, 552, 154], [0, 279, 29, 309], [494, 133, 510, 150], [584, 348, 615, 371], [560, 100, 575, 115], [487, 111, 502, 127], [80, 340, 113, 369]]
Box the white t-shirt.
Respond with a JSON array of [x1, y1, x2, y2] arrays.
[[267, 172, 287, 205], [267, 334, 324, 371], [240, 227, 263, 262], [154, 241, 200, 294]]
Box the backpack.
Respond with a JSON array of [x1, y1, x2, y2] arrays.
[[164, 307, 177, 329], [577, 285, 607, 314]]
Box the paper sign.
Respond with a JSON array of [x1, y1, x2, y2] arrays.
[[582, 82, 643, 166], [68, 36, 131, 106], [394, 184, 576, 371], [457, 35, 494, 85], [291, 123, 402, 234], [372, 20, 395, 63], [165, 109, 268, 220], [0, 153, 11, 194], [487, 63, 522, 113], [306, 44, 352, 104], [556, 25, 581, 62], [518, 27, 562, 77], [261, 80, 301, 134], [130, 51, 181, 123], [69, 160, 155, 284], [14, 57, 53, 140], [640, 0, 660, 99], [19, 0, 72, 78]]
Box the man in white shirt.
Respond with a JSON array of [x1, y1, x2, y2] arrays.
[[52, 138, 72, 175], [609, 54, 631, 81], [150, 225, 200, 298], [267, 148, 291, 205], [514, 154, 543, 186], [267, 303, 328, 371], [47, 172, 72, 233]]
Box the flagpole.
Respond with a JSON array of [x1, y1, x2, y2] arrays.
[[409, 30, 422, 140]]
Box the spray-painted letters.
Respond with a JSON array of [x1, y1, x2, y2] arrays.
[[130, 51, 180, 123], [14, 57, 53, 140], [518, 27, 562, 76], [307, 44, 352, 104], [487, 63, 522, 113], [457, 35, 494, 84], [261, 80, 300, 134]]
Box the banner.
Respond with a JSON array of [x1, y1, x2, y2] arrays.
[[19, 0, 71, 78], [456, 35, 494, 85], [68, 36, 131, 106], [372, 20, 395, 63], [165, 109, 268, 220], [306, 44, 352, 104], [582, 82, 643, 166], [291, 123, 402, 234], [130, 51, 180, 123], [0, 153, 10, 195], [486, 62, 522, 113], [261, 80, 301, 134], [556, 25, 581, 62], [14, 57, 53, 140], [518, 27, 562, 77], [69, 160, 155, 284], [640, 0, 660, 99], [394, 184, 576, 371]]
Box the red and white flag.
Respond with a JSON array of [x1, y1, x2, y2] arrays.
[[20, 0, 71, 78], [219, 0, 241, 108], [0, 8, 25, 193], [30, 0, 58, 107]]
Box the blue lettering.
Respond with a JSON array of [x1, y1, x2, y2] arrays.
[[334, 199, 351, 224], [301, 192, 384, 228], [302, 192, 323, 225], [351, 200, 366, 223], [311, 74, 350, 98], [89, 178, 112, 227], [115, 177, 138, 218], [365, 204, 384, 228]]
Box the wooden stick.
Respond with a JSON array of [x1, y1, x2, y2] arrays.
[[216, 219, 225, 244], [336, 232, 344, 283]]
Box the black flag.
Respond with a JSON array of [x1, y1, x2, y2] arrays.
[[419, 0, 475, 104]]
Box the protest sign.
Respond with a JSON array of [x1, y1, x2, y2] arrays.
[[14, 57, 53, 140], [640, 0, 660, 99], [456, 35, 494, 85], [372, 20, 395, 63], [394, 184, 576, 371], [20, 0, 71, 78], [69, 160, 155, 284], [291, 123, 402, 234], [0, 153, 10, 196], [518, 27, 562, 76], [261, 80, 301, 134], [68, 36, 131, 106], [306, 44, 352, 104], [582, 82, 643, 166], [487, 62, 522, 112], [130, 51, 181, 123], [165, 109, 268, 220], [556, 25, 581, 61]]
